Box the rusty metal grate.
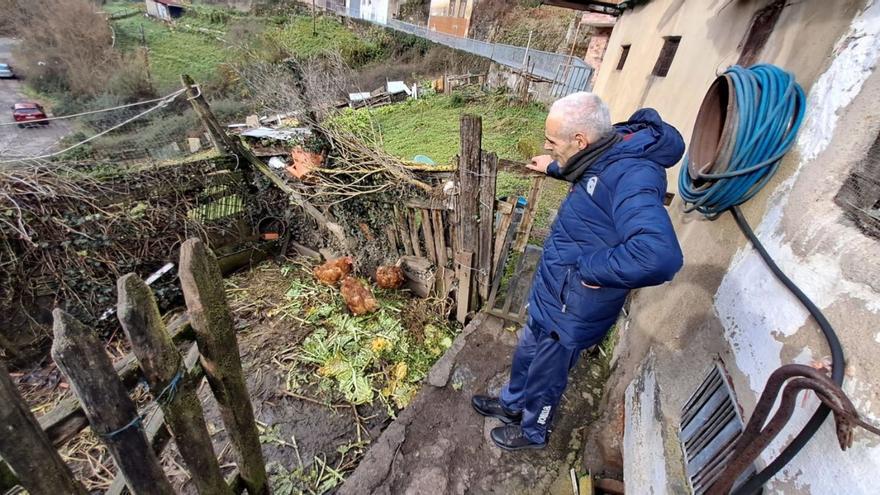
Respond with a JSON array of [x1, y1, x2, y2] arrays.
[[679, 361, 757, 494]]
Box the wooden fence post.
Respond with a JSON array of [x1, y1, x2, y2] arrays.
[[0, 361, 87, 495], [51, 309, 174, 495], [182, 74, 234, 154], [458, 115, 482, 313], [178, 239, 268, 495], [117, 274, 232, 495], [477, 150, 497, 301]]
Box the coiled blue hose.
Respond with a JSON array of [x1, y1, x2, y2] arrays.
[[678, 64, 806, 217], [679, 65, 845, 494]]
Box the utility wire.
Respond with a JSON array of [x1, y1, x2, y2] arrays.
[[0, 89, 186, 164], [0, 89, 187, 126]]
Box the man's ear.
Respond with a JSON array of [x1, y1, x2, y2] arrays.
[[574, 133, 589, 150]]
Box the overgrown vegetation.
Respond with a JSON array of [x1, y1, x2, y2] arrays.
[[329, 88, 569, 231]]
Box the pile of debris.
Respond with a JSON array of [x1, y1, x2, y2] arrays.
[[345, 80, 419, 109]]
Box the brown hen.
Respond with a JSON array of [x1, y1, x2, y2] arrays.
[[375, 265, 405, 289], [313, 256, 353, 286], [340, 276, 379, 315]]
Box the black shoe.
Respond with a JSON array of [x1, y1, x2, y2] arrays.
[[471, 395, 522, 424], [490, 424, 547, 451]]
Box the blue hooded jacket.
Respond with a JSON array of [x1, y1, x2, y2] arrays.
[[527, 108, 685, 349]]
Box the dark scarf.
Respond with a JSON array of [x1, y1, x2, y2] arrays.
[[559, 132, 622, 183]]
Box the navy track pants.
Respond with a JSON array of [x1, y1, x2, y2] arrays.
[[499, 320, 584, 443]]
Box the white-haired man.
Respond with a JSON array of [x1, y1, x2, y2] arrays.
[[472, 92, 685, 450]]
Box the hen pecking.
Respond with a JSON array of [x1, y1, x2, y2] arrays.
[[375, 265, 405, 289], [340, 276, 379, 315], [313, 256, 353, 286]]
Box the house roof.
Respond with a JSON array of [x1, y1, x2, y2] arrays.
[[540, 0, 630, 15]]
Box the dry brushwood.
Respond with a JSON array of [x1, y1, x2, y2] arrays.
[[0, 157, 279, 338]]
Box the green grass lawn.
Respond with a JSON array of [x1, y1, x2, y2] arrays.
[[111, 7, 231, 91], [265, 15, 382, 63], [330, 92, 570, 233]]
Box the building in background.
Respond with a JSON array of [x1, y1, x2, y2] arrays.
[[427, 0, 477, 37], [145, 0, 187, 21], [579, 12, 616, 86]]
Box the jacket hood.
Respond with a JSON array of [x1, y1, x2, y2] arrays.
[[605, 108, 685, 169]]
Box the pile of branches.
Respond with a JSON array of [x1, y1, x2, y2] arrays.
[[0, 158, 257, 355], [236, 53, 451, 271]]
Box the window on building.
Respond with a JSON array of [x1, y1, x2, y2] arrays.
[[738, 0, 785, 67], [835, 131, 880, 239], [458, 0, 467, 18], [652, 36, 681, 77], [616, 44, 631, 70]]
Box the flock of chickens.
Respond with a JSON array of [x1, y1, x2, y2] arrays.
[[312, 257, 407, 315]]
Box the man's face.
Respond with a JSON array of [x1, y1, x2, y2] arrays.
[[544, 113, 589, 166]]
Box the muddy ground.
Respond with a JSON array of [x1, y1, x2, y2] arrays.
[[341, 313, 612, 495], [11, 259, 611, 494]]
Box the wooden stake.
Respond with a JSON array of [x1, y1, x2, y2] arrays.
[[492, 197, 517, 279], [117, 274, 232, 495], [420, 209, 437, 264], [178, 239, 268, 495], [51, 309, 174, 495], [407, 208, 422, 258], [394, 205, 413, 255], [455, 251, 474, 324], [477, 151, 498, 302], [182, 74, 234, 154], [431, 210, 448, 268], [0, 361, 87, 495], [514, 176, 545, 252]]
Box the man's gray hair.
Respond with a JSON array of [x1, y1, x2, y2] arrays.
[[549, 92, 613, 142]]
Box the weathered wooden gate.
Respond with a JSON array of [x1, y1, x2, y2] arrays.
[[0, 239, 268, 495]]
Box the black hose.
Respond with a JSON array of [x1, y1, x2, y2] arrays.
[[730, 205, 845, 495]]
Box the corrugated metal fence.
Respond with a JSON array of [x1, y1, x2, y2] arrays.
[[325, 5, 593, 96]]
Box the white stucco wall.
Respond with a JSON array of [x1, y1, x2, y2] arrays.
[[715, 2, 880, 492], [360, 0, 389, 24]]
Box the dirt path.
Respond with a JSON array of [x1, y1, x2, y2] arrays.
[[340, 313, 609, 495]]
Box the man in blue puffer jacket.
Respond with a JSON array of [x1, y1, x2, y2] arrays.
[[472, 92, 685, 450]]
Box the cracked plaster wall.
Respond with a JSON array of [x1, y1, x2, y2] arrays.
[[588, 0, 880, 493]]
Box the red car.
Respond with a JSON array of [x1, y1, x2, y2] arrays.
[[12, 102, 49, 128]]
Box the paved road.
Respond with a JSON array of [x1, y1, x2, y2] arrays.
[[0, 37, 71, 161]]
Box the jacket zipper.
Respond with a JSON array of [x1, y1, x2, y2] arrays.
[[562, 268, 570, 313]]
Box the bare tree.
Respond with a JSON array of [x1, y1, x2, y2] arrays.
[[11, 0, 118, 96]]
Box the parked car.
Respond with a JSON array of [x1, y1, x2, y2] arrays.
[[12, 102, 49, 128], [0, 63, 14, 79]]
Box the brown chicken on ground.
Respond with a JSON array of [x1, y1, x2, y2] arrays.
[[340, 276, 379, 315], [313, 256, 353, 286], [375, 265, 405, 289]]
